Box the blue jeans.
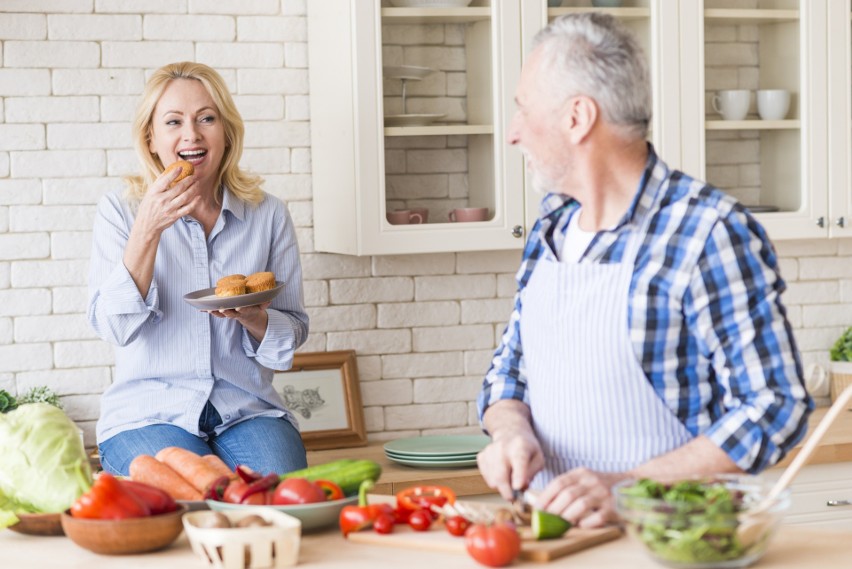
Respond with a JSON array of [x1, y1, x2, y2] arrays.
[[98, 402, 307, 476]]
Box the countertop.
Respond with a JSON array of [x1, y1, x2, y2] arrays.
[[2, 523, 849, 569], [308, 406, 852, 497]]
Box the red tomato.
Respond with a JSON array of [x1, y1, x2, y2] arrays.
[[223, 480, 249, 504], [445, 515, 471, 537], [408, 509, 432, 532], [271, 478, 326, 505], [242, 490, 269, 505], [464, 523, 521, 567], [373, 512, 395, 534]]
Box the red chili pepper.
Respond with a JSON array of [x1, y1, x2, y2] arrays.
[[203, 475, 232, 502], [339, 479, 393, 536], [120, 480, 178, 515], [70, 473, 151, 520], [235, 464, 262, 483], [235, 473, 280, 504]]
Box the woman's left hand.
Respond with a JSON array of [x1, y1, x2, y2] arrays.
[[207, 302, 271, 342]]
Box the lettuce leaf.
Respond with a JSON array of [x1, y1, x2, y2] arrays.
[[0, 403, 92, 529]]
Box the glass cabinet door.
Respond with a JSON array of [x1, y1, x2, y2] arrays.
[[308, 0, 526, 255], [680, 0, 829, 240]]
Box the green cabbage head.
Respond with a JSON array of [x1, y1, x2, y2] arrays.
[[0, 403, 93, 528]]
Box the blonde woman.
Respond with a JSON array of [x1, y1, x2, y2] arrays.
[[88, 62, 310, 476]]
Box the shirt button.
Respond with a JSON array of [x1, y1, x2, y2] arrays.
[[225, 415, 230, 420]]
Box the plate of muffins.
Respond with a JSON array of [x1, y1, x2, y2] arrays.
[[183, 271, 285, 310]]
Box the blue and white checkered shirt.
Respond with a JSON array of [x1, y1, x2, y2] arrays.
[[479, 146, 813, 474]]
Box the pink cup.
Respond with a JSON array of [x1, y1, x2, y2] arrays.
[[409, 207, 429, 223], [449, 207, 489, 222], [387, 209, 424, 225]]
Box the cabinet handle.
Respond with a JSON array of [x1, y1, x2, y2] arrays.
[[816, 217, 825, 228], [826, 499, 851, 507], [512, 225, 524, 238], [836, 217, 846, 228]]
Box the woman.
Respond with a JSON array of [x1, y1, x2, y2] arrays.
[[88, 62, 310, 476]]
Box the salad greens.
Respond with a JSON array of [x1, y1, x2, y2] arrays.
[[0, 403, 92, 528], [619, 479, 749, 565]]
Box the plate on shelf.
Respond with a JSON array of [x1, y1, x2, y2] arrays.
[[183, 281, 286, 311], [743, 205, 780, 214], [388, 0, 474, 7], [384, 114, 446, 127], [384, 434, 490, 457], [386, 455, 479, 469], [383, 65, 435, 80]]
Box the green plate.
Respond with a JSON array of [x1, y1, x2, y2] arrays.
[[384, 449, 478, 461], [386, 455, 478, 469], [206, 495, 357, 531], [383, 435, 490, 457]]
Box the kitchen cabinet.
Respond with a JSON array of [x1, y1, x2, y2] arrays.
[[762, 462, 852, 529], [307, 0, 850, 256]]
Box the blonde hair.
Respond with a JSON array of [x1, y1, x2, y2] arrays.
[[124, 61, 263, 204]]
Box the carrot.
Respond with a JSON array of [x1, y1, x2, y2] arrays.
[[201, 454, 236, 479], [129, 454, 203, 501], [155, 446, 222, 494]]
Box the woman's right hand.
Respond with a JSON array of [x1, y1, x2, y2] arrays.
[[134, 165, 202, 238]]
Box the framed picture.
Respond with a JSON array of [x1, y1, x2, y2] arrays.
[[273, 350, 367, 451]]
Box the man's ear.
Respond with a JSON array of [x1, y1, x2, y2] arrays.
[[563, 95, 598, 144]]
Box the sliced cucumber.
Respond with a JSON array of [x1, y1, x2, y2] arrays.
[[531, 509, 571, 540]]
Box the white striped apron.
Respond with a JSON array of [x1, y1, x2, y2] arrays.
[[520, 196, 693, 489]]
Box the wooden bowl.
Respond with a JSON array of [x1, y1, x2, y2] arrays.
[[9, 513, 64, 536], [60, 504, 187, 555]]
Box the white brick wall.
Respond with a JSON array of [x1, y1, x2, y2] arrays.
[[1, 2, 850, 452]]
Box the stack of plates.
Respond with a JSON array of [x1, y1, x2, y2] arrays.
[[383, 434, 489, 469]]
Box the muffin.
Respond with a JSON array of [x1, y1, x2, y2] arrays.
[[245, 272, 275, 293], [215, 274, 247, 297], [164, 160, 194, 188]]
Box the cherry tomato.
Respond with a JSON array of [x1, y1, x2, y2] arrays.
[[396, 485, 456, 512], [271, 478, 326, 505], [373, 512, 395, 534], [408, 509, 433, 532], [445, 515, 471, 537], [464, 522, 521, 567]]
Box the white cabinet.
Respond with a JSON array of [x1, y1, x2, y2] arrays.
[[307, 0, 850, 256], [762, 462, 852, 529]]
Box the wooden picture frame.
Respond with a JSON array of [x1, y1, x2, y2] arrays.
[[274, 350, 367, 451]]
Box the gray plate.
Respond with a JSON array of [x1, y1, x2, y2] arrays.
[[183, 281, 285, 310]]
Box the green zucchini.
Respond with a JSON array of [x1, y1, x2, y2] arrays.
[[282, 459, 382, 496]]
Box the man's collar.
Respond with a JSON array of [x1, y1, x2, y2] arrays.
[[538, 143, 661, 229]]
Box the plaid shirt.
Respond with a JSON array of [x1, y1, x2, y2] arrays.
[[479, 146, 813, 474]]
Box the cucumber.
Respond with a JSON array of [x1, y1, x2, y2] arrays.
[[282, 459, 382, 497]]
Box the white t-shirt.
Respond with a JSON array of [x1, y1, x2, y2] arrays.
[[561, 207, 597, 263]]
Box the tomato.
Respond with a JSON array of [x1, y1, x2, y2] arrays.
[[373, 512, 395, 534], [242, 490, 270, 505], [408, 509, 433, 532], [271, 478, 326, 505], [445, 515, 471, 537], [223, 480, 249, 504], [396, 485, 456, 512], [315, 479, 344, 501], [464, 522, 521, 567]]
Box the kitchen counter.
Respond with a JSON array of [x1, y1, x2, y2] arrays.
[[308, 407, 852, 497], [2, 523, 849, 569]]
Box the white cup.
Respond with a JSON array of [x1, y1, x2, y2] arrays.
[[757, 89, 791, 121], [711, 90, 750, 121]]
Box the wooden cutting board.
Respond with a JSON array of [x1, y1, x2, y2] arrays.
[[348, 523, 622, 563]]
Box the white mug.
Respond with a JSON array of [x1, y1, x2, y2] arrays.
[[711, 90, 750, 121], [757, 89, 791, 121]]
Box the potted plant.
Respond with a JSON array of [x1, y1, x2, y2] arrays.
[[829, 326, 852, 407]]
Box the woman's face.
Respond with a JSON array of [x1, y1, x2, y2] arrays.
[[148, 78, 226, 194]]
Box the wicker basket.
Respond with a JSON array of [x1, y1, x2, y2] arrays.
[[830, 361, 852, 410], [183, 508, 301, 569]]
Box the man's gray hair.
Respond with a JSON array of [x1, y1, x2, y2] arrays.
[[533, 12, 651, 139]]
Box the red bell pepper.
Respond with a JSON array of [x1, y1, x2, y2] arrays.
[[120, 479, 178, 515], [315, 479, 344, 501], [70, 473, 151, 520], [339, 479, 394, 536]]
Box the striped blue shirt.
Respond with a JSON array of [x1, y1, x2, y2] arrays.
[[89, 187, 309, 444], [479, 146, 813, 474]]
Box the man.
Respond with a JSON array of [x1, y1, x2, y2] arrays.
[[477, 13, 812, 529]]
